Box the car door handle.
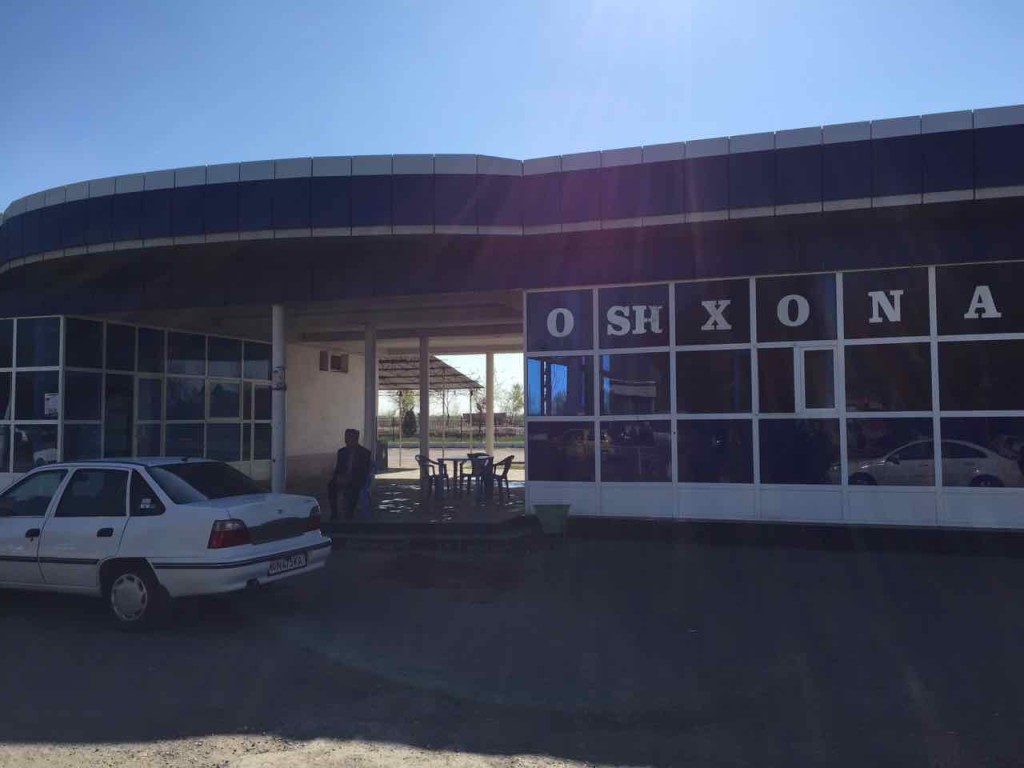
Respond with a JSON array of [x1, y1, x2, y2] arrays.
[[96, 528, 114, 538], [25, 528, 40, 539]]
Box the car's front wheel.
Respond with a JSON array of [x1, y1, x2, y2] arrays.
[[105, 565, 169, 630]]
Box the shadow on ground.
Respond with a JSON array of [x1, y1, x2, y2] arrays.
[[2, 535, 1023, 766]]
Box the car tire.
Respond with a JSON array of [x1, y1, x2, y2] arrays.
[[105, 564, 170, 631], [849, 473, 877, 486], [970, 475, 1004, 488]]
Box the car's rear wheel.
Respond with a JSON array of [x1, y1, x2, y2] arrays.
[[105, 565, 169, 630]]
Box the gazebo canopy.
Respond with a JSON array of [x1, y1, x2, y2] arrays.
[[378, 355, 482, 391]]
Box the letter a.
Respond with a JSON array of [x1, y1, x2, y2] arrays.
[[963, 286, 1003, 320], [868, 290, 903, 324], [700, 300, 733, 331]]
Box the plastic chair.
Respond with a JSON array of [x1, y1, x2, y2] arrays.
[[492, 455, 514, 496], [415, 454, 448, 495], [460, 453, 491, 494]]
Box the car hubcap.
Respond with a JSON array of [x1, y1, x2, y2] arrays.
[[110, 574, 148, 622]]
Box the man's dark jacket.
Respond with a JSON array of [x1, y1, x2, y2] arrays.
[[332, 444, 373, 490]]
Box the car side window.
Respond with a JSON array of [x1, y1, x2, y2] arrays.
[[0, 471, 67, 517], [894, 442, 932, 461], [130, 472, 166, 517], [54, 469, 129, 518], [942, 442, 986, 460]]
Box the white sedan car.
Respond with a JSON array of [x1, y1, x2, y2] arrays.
[[0, 458, 332, 628]]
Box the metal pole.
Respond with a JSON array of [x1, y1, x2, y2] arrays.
[[363, 323, 377, 458], [419, 336, 430, 461], [485, 352, 495, 456], [271, 304, 287, 493]]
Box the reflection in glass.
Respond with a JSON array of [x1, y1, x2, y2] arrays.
[[16, 317, 60, 367], [166, 378, 205, 420], [138, 378, 163, 420], [254, 385, 271, 421], [65, 318, 104, 368], [209, 382, 241, 419], [254, 423, 271, 460], [846, 344, 931, 412], [166, 424, 204, 458], [0, 425, 9, 472], [527, 356, 593, 417], [104, 374, 134, 458], [244, 342, 272, 380], [939, 341, 1024, 412], [677, 350, 750, 413], [208, 337, 243, 378], [138, 328, 165, 373], [756, 274, 837, 343], [0, 319, 11, 368], [846, 418, 934, 486], [526, 422, 595, 481], [63, 424, 102, 461], [758, 349, 794, 413], [803, 349, 835, 409], [13, 425, 58, 472], [0, 372, 10, 420], [106, 324, 136, 371], [677, 420, 753, 483], [137, 424, 162, 457], [759, 419, 840, 484], [600, 421, 671, 482], [168, 332, 206, 376], [15, 371, 60, 420], [242, 423, 252, 462], [64, 371, 102, 420], [600, 353, 670, 415], [207, 424, 241, 462], [940, 417, 1024, 488]]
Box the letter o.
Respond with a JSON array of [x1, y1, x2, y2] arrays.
[[547, 308, 575, 338], [777, 294, 810, 328]]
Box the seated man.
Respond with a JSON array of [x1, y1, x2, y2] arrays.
[[327, 428, 373, 521]]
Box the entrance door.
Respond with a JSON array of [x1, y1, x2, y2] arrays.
[[38, 468, 130, 589], [0, 470, 67, 585]]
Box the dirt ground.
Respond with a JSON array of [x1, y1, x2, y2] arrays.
[[2, 534, 1024, 767]]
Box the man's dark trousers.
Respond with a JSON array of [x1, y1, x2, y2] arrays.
[[327, 478, 360, 521]]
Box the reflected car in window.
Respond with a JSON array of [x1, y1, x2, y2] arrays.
[[837, 440, 1024, 487]]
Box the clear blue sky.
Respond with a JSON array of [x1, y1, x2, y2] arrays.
[[2, 0, 1022, 208]]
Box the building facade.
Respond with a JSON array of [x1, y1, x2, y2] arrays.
[[2, 104, 1024, 529]]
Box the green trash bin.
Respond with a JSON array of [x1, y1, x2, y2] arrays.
[[533, 504, 571, 535]]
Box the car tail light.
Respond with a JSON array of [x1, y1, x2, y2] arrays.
[[208, 519, 252, 549], [307, 505, 322, 531]]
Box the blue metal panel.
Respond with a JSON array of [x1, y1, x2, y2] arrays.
[[61, 200, 88, 248], [112, 192, 143, 242], [823, 140, 871, 201], [84, 196, 113, 245], [561, 168, 602, 223], [477, 175, 521, 227], [523, 173, 561, 227], [171, 186, 204, 236], [684, 156, 729, 212], [729, 150, 775, 209], [272, 177, 311, 229], [38, 205, 62, 253], [204, 183, 238, 233], [975, 125, 1024, 189], [0, 220, 8, 263], [434, 175, 477, 227], [350, 176, 392, 227], [238, 180, 274, 231], [311, 176, 351, 228], [639, 160, 685, 217], [922, 130, 973, 193], [20, 209, 42, 257], [775, 146, 821, 205], [392, 175, 434, 226], [600, 164, 645, 220], [141, 188, 172, 240], [872, 135, 922, 197]]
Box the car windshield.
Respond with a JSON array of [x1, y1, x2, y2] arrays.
[[148, 462, 264, 504]]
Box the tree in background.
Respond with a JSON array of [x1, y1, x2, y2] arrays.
[[401, 408, 418, 438], [386, 389, 416, 419], [501, 382, 524, 422]]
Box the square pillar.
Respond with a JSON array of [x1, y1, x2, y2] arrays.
[[485, 352, 495, 455], [271, 304, 287, 493], [363, 324, 377, 457], [419, 336, 430, 462]]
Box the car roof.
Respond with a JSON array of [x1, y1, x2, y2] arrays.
[[43, 457, 214, 470]]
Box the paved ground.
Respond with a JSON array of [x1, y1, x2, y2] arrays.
[[1, 535, 1023, 767]]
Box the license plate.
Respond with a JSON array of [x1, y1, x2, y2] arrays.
[[267, 552, 307, 576]]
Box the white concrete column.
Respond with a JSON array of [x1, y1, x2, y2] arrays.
[[419, 336, 430, 462], [271, 304, 287, 493], [363, 323, 377, 458], [485, 352, 495, 456]]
